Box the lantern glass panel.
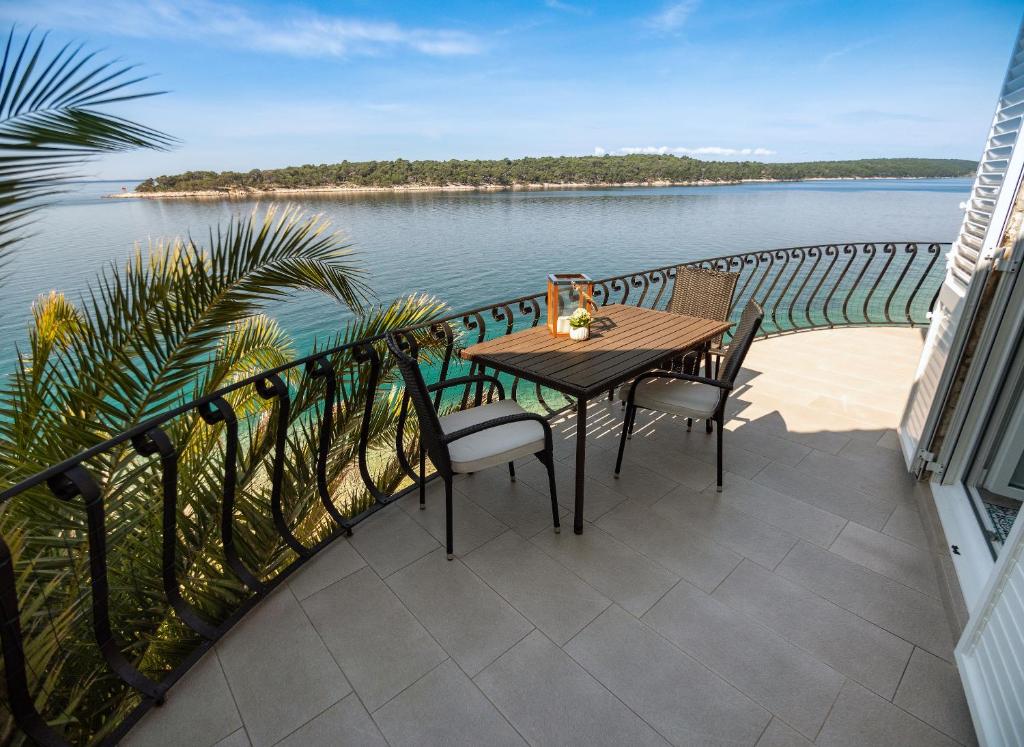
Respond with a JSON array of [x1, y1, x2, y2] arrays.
[[547, 273, 593, 336]]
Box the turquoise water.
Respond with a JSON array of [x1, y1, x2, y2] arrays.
[[3, 178, 971, 372]]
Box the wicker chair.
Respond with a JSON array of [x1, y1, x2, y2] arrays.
[[667, 264, 740, 375], [386, 332, 560, 559], [615, 300, 764, 492]]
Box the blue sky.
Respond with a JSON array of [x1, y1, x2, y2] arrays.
[[3, 0, 1021, 179]]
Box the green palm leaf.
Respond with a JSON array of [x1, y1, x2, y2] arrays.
[[0, 27, 175, 283]]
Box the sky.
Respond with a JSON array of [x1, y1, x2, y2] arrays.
[[2, 0, 1021, 179]]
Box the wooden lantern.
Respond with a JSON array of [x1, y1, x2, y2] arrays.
[[547, 273, 594, 336]]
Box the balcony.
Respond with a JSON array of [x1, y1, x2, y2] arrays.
[[0, 243, 976, 746]]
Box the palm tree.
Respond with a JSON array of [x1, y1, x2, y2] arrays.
[[0, 27, 175, 286], [0, 205, 445, 743]]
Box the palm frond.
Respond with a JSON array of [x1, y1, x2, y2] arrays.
[[0, 26, 175, 283]]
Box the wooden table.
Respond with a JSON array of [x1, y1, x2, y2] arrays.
[[461, 304, 731, 533]]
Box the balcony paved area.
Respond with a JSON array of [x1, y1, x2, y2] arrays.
[[126, 327, 977, 747]]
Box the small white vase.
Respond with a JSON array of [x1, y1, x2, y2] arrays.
[[569, 326, 590, 341]]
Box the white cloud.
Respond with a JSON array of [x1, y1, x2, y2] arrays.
[[645, 1, 700, 32], [545, 0, 592, 16], [820, 37, 878, 66], [605, 146, 776, 158], [594, 146, 607, 155], [0, 0, 482, 58]]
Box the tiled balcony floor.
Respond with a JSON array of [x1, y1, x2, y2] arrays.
[[126, 327, 977, 747]]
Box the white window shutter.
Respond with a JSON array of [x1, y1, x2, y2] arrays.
[[898, 19, 1024, 472]]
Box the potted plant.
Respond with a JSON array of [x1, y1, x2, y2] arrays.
[[568, 307, 592, 341]]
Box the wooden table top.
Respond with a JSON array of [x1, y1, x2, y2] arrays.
[[460, 304, 732, 398]]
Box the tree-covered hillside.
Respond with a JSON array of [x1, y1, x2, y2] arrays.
[[135, 155, 977, 193]]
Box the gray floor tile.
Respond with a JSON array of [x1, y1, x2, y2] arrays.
[[713, 561, 912, 699], [753, 462, 893, 530], [705, 473, 847, 548], [530, 522, 679, 616], [798, 448, 918, 504], [475, 630, 668, 746], [372, 660, 525, 746], [464, 531, 611, 644], [288, 537, 366, 601], [659, 425, 773, 479], [652, 486, 799, 569], [348, 507, 439, 577], [882, 503, 929, 550], [894, 649, 977, 745], [301, 566, 446, 711], [125, 650, 242, 747], [755, 718, 813, 747], [817, 680, 959, 747], [620, 440, 719, 492], [725, 424, 813, 468], [830, 522, 940, 598], [584, 450, 681, 505], [516, 458, 629, 522], [597, 500, 742, 592], [277, 694, 386, 747], [398, 481, 507, 555], [730, 410, 852, 456], [565, 605, 770, 746], [386, 549, 533, 676], [643, 580, 844, 739], [459, 471, 569, 538], [216, 588, 350, 747], [776, 541, 954, 660], [214, 730, 250, 747]]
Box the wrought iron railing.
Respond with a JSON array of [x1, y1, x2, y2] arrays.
[[0, 241, 947, 745]]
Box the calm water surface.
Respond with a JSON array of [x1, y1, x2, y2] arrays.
[[2, 178, 970, 371]]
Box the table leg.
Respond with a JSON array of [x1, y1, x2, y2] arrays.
[[574, 396, 588, 534]]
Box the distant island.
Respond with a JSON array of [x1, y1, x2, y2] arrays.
[[121, 155, 977, 198]]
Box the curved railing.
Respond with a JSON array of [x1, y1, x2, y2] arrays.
[[0, 241, 947, 745]]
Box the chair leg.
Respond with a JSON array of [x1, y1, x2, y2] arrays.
[[542, 452, 560, 533], [615, 404, 634, 477], [687, 417, 692, 432], [445, 478, 455, 559], [627, 406, 637, 439], [706, 417, 713, 434], [716, 412, 724, 492], [419, 444, 426, 509], [508, 461, 516, 482]]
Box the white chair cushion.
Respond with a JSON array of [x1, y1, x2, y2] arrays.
[[618, 377, 721, 418], [439, 399, 546, 474]]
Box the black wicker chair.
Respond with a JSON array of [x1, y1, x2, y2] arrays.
[[386, 332, 560, 559], [615, 300, 764, 492]]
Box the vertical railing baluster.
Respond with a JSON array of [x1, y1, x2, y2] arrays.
[[254, 374, 309, 557], [305, 356, 349, 529], [788, 246, 821, 330], [197, 397, 265, 592], [0, 536, 69, 746], [905, 243, 942, 324], [824, 245, 858, 328], [884, 244, 917, 324], [352, 342, 388, 504], [840, 243, 875, 325], [131, 427, 219, 639], [394, 333, 421, 481], [808, 245, 840, 328], [45, 466, 163, 700], [763, 250, 792, 333], [864, 243, 897, 324]]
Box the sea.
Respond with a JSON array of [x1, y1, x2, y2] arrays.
[[1, 178, 971, 373]]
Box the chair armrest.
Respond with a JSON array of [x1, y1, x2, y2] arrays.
[[427, 375, 506, 400], [443, 412, 552, 448]]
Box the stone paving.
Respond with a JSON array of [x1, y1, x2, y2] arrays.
[[126, 327, 977, 747]]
